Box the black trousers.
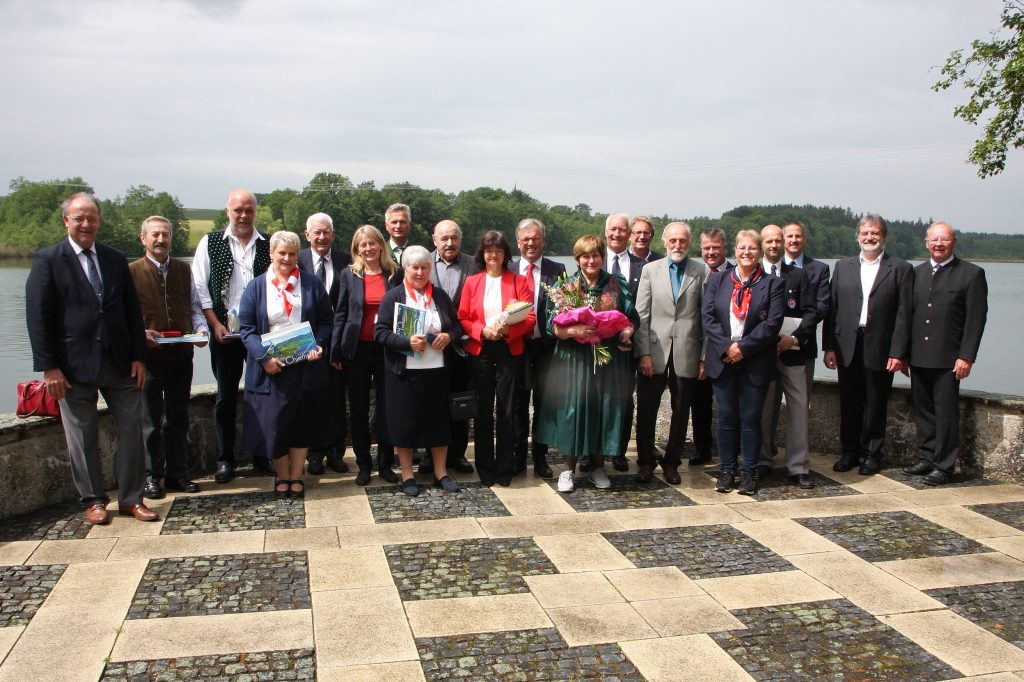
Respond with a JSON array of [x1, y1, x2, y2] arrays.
[[836, 332, 895, 463], [911, 365, 961, 473], [690, 378, 714, 458], [309, 366, 349, 459], [209, 339, 248, 465], [636, 363, 697, 469], [619, 362, 637, 458], [445, 349, 470, 465], [469, 341, 523, 484], [513, 338, 552, 464], [346, 341, 394, 472], [142, 352, 194, 482]]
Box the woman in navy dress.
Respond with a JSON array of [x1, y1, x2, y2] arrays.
[[239, 230, 333, 497]]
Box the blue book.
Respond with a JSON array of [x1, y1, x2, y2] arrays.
[[259, 322, 317, 366]]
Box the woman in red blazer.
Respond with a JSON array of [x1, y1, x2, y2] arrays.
[[458, 230, 536, 486]]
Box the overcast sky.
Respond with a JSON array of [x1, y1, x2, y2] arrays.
[[1, 0, 1021, 233]]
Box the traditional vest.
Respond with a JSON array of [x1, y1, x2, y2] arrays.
[[130, 257, 196, 358], [206, 230, 271, 324]]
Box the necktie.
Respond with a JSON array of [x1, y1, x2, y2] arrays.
[[525, 262, 535, 296], [84, 248, 103, 302], [933, 263, 943, 275], [771, 264, 778, 278], [671, 263, 683, 301], [157, 260, 168, 280], [316, 257, 327, 287], [611, 254, 621, 276]]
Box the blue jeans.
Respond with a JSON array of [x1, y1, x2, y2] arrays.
[[711, 364, 769, 474]]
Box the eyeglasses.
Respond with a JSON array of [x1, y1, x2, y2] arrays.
[[926, 237, 954, 244], [68, 215, 99, 224]]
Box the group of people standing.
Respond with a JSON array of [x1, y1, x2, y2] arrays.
[[26, 191, 987, 524]]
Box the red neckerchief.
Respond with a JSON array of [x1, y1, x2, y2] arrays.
[[405, 280, 434, 308], [730, 264, 764, 322], [271, 267, 300, 317]]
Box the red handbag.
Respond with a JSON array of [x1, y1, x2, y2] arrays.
[[16, 380, 61, 418]]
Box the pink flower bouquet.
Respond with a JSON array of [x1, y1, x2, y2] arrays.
[[552, 307, 632, 345]]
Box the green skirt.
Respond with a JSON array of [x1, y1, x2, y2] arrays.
[[535, 338, 633, 459]]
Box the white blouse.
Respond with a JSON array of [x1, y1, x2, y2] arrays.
[[266, 273, 302, 332]]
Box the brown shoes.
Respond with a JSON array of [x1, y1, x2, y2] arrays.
[[636, 466, 654, 483], [84, 502, 110, 525], [662, 468, 682, 485], [118, 503, 160, 522]]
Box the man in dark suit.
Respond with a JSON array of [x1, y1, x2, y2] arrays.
[[26, 193, 158, 524], [757, 225, 819, 488], [298, 212, 353, 475], [422, 219, 478, 475], [628, 216, 663, 263], [689, 227, 734, 466], [904, 222, 987, 486], [603, 213, 646, 472], [635, 222, 707, 485], [783, 221, 831, 397], [511, 218, 566, 479], [823, 214, 913, 475]]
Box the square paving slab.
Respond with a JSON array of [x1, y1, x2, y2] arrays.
[[385, 537, 557, 601], [969, 501, 1024, 532], [796, 510, 990, 562], [926, 580, 1024, 650], [100, 648, 315, 680], [0, 502, 93, 541], [602, 524, 794, 579], [127, 551, 310, 619], [160, 492, 306, 534], [415, 627, 644, 680], [544, 474, 696, 512], [366, 482, 511, 523], [706, 466, 861, 502], [710, 598, 959, 681], [0, 564, 66, 627]]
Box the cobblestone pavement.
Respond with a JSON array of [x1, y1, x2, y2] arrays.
[[1, 445, 1023, 681], [879, 467, 996, 489]]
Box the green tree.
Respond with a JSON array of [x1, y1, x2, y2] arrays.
[[0, 177, 93, 254], [933, 0, 1024, 177], [112, 185, 190, 257]]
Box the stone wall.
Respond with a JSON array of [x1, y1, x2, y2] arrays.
[[0, 381, 1021, 520]]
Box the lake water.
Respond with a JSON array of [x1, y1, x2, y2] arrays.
[[4, 256, 1019, 413]]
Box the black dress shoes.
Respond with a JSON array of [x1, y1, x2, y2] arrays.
[[252, 458, 277, 476], [923, 469, 952, 486], [166, 478, 200, 493], [755, 464, 773, 480], [451, 457, 475, 474], [833, 455, 859, 472], [789, 473, 815, 489], [143, 477, 165, 500], [533, 459, 553, 479], [858, 457, 881, 476], [636, 466, 654, 483], [612, 455, 630, 472], [689, 453, 713, 466], [378, 467, 399, 484], [326, 454, 349, 473], [355, 469, 372, 486], [307, 458, 325, 476], [903, 461, 934, 476], [214, 462, 235, 484], [511, 458, 528, 476]]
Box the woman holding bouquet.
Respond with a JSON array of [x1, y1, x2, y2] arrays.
[[458, 231, 536, 487], [701, 229, 784, 496], [535, 235, 637, 493], [239, 230, 334, 498], [376, 246, 464, 496]]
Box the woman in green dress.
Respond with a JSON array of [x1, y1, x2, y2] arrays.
[[536, 235, 637, 493]]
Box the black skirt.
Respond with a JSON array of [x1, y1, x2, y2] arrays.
[[243, 365, 329, 459], [384, 366, 451, 448]]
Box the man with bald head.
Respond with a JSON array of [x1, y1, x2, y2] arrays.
[[192, 189, 272, 483], [634, 222, 707, 484], [904, 222, 987, 485]]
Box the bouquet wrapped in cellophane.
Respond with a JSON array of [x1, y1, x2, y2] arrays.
[[541, 272, 631, 371]]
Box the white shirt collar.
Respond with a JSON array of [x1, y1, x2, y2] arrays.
[[930, 255, 955, 269]]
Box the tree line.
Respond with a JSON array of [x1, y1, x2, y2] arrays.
[[2, 174, 1022, 261]]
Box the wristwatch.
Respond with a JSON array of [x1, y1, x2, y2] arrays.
[[790, 335, 800, 350]]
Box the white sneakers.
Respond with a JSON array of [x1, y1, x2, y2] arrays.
[[589, 467, 611, 489], [557, 470, 575, 493]]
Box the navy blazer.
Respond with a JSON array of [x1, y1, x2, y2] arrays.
[[375, 285, 463, 377], [238, 272, 334, 394], [777, 264, 820, 366], [297, 247, 352, 309], [330, 267, 404, 362], [607, 250, 646, 299], [701, 269, 784, 385], [26, 239, 147, 384]]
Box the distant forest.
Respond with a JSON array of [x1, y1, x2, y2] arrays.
[[1, 174, 1022, 261]]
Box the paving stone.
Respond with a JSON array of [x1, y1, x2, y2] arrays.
[[881, 467, 998, 490], [127, 552, 310, 619], [796, 511, 989, 563], [602, 524, 794, 579], [0, 563, 66, 627], [160, 492, 305, 535], [544, 474, 695, 512], [711, 599, 958, 680], [969, 501, 1024, 532], [926, 580, 1024, 649], [416, 627, 644, 680], [0, 501, 93, 541], [385, 537, 556, 601], [365, 482, 510, 524], [100, 648, 315, 680], [704, 466, 860, 501]]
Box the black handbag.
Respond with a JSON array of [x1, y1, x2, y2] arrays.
[[448, 391, 477, 421]]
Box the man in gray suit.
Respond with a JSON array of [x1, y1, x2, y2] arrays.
[[634, 222, 708, 485], [423, 219, 478, 475]]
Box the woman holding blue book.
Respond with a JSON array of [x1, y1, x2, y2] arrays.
[[238, 230, 333, 498]]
